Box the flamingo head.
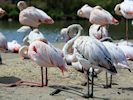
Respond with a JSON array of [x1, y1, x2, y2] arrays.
[[19, 45, 29, 59], [0, 8, 5, 17], [17, 1, 27, 11], [77, 4, 92, 19]]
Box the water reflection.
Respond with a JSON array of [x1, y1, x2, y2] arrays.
[[0, 19, 132, 43]]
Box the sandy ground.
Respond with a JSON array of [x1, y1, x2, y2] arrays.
[[0, 42, 133, 100]]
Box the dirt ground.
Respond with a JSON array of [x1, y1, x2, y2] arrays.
[[0, 42, 133, 100]]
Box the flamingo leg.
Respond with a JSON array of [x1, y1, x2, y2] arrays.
[[6, 67, 48, 87], [90, 68, 94, 98], [108, 74, 112, 88], [125, 19, 128, 43], [103, 71, 109, 88]]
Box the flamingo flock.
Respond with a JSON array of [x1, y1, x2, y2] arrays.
[[0, 0, 133, 99]]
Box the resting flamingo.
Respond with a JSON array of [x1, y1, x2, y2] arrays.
[[62, 24, 117, 98], [7, 40, 21, 53], [89, 24, 109, 40], [114, 0, 133, 41], [12, 41, 67, 87], [77, 4, 118, 26], [17, 1, 54, 28]]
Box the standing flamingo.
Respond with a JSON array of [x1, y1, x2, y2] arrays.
[[13, 40, 67, 87], [0, 32, 7, 51], [62, 24, 129, 88], [114, 0, 133, 41], [17, 1, 54, 28], [62, 24, 117, 98]]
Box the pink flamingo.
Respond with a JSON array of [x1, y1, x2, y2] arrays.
[[115, 0, 133, 41], [7, 40, 21, 53], [77, 4, 118, 26], [17, 1, 54, 28], [14, 40, 67, 87]]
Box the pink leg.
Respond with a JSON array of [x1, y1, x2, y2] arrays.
[[6, 67, 48, 87]]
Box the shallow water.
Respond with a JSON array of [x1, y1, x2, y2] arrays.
[[0, 19, 133, 43]]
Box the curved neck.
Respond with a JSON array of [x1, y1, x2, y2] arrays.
[[62, 24, 83, 62]]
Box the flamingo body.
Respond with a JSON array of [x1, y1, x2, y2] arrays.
[[17, 1, 54, 28], [28, 41, 67, 72]]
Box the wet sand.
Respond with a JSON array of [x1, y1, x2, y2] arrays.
[[0, 42, 133, 100]]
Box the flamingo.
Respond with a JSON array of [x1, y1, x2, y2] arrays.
[[117, 45, 133, 61], [17, 26, 32, 45], [17, 1, 54, 28], [114, 0, 133, 41], [62, 24, 129, 88], [89, 24, 109, 40], [77, 4, 118, 26], [0, 8, 5, 18], [62, 24, 117, 98], [0, 32, 7, 51], [7, 40, 21, 53], [13, 40, 67, 87]]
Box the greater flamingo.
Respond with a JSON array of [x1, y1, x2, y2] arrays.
[[62, 24, 129, 88], [89, 24, 109, 40], [17, 1, 54, 28], [114, 0, 133, 41], [13, 40, 67, 87], [62, 24, 117, 98], [77, 4, 118, 26], [7, 40, 21, 53]]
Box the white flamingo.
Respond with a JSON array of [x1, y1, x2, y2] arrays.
[[89, 24, 109, 40], [77, 4, 118, 26], [62, 24, 130, 88], [62, 24, 117, 98], [115, 0, 133, 41], [17, 1, 54, 28]]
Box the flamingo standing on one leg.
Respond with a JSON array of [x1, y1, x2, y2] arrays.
[[17, 1, 54, 28], [62, 24, 117, 98], [114, 0, 133, 42]]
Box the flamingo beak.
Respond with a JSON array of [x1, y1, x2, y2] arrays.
[[112, 17, 119, 25], [127, 11, 133, 14], [44, 18, 54, 24]]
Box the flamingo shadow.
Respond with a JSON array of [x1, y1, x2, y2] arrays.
[[0, 76, 21, 84], [118, 87, 133, 91]]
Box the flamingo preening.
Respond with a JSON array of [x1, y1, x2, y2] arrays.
[[17, 1, 54, 28], [61, 24, 130, 88], [114, 0, 133, 42], [77, 4, 118, 26], [62, 24, 117, 98]]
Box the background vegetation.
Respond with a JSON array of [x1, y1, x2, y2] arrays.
[[0, 0, 123, 20]]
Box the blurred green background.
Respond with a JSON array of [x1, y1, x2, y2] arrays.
[[0, 0, 122, 20]]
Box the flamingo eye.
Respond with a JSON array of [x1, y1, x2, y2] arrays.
[[33, 46, 37, 53]]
